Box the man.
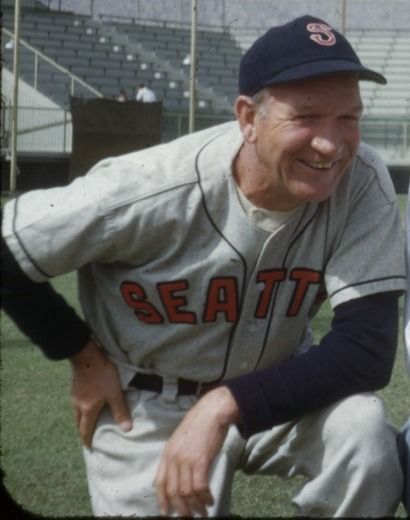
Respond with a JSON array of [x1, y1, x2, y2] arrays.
[[2, 15, 406, 517], [136, 82, 157, 102], [117, 89, 128, 102]]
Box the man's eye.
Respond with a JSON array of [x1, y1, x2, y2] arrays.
[[341, 115, 360, 127], [297, 114, 317, 120]]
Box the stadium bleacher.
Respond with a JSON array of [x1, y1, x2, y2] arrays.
[[347, 29, 410, 118], [1, 4, 242, 113], [2, 2, 409, 117]]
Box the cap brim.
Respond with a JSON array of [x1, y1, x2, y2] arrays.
[[261, 60, 387, 89]]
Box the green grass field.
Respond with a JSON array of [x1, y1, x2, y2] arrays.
[[1, 195, 409, 517]]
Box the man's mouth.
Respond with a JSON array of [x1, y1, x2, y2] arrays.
[[300, 160, 335, 170]]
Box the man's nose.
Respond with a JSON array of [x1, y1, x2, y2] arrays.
[[311, 125, 340, 156]]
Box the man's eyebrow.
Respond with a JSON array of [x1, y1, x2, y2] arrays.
[[292, 102, 364, 113]]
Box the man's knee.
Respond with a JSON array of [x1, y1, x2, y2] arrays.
[[292, 395, 402, 515], [326, 393, 389, 435], [325, 394, 400, 476]]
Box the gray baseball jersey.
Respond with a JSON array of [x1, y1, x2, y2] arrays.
[[2, 121, 406, 387]]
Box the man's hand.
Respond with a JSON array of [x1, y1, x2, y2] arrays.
[[155, 386, 240, 517], [70, 339, 132, 447]]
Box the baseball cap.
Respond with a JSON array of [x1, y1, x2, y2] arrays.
[[239, 15, 387, 96]]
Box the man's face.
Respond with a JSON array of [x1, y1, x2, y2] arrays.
[[237, 74, 363, 210]]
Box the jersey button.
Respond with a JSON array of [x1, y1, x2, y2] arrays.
[[240, 362, 248, 370]]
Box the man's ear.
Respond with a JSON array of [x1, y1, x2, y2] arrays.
[[234, 95, 258, 143]]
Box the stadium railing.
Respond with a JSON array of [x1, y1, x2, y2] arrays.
[[2, 27, 102, 106]]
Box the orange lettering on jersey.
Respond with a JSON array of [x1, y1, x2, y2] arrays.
[[287, 269, 321, 316], [121, 281, 164, 324], [203, 277, 238, 322], [255, 269, 287, 318], [157, 280, 197, 324]]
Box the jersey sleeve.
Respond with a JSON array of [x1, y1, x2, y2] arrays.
[[2, 159, 122, 282], [325, 145, 406, 309]]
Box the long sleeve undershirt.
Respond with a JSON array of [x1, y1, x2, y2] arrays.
[[1, 234, 91, 360], [1, 233, 400, 436], [225, 290, 400, 437]]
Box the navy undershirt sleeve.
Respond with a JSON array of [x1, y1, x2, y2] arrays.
[[1, 233, 91, 360], [224, 291, 400, 438]]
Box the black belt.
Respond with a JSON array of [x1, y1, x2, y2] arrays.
[[129, 372, 217, 396]]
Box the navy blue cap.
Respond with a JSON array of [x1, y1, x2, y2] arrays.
[[239, 15, 387, 96]]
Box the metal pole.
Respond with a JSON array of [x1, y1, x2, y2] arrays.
[[10, 0, 22, 193], [188, 0, 197, 133], [341, 0, 347, 34], [34, 52, 38, 89], [63, 108, 68, 153]]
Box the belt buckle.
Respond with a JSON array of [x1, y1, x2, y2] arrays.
[[162, 375, 179, 403]]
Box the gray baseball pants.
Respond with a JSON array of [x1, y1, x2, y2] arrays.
[[83, 386, 402, 517]]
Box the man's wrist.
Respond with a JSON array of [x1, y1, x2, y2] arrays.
[[203, 386, 241, 427], [69, 338, 103, 367]]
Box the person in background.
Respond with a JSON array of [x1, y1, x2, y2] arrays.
[[117, 89, 128, 102], [136, 83, 157, 102]]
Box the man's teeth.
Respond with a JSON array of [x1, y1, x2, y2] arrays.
[[303, 161, 334, 169]]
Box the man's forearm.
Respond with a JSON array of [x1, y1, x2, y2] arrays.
[[225, 291, 400, 438]]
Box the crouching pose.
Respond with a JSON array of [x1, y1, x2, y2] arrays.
[[2, 15, 405, 517]]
